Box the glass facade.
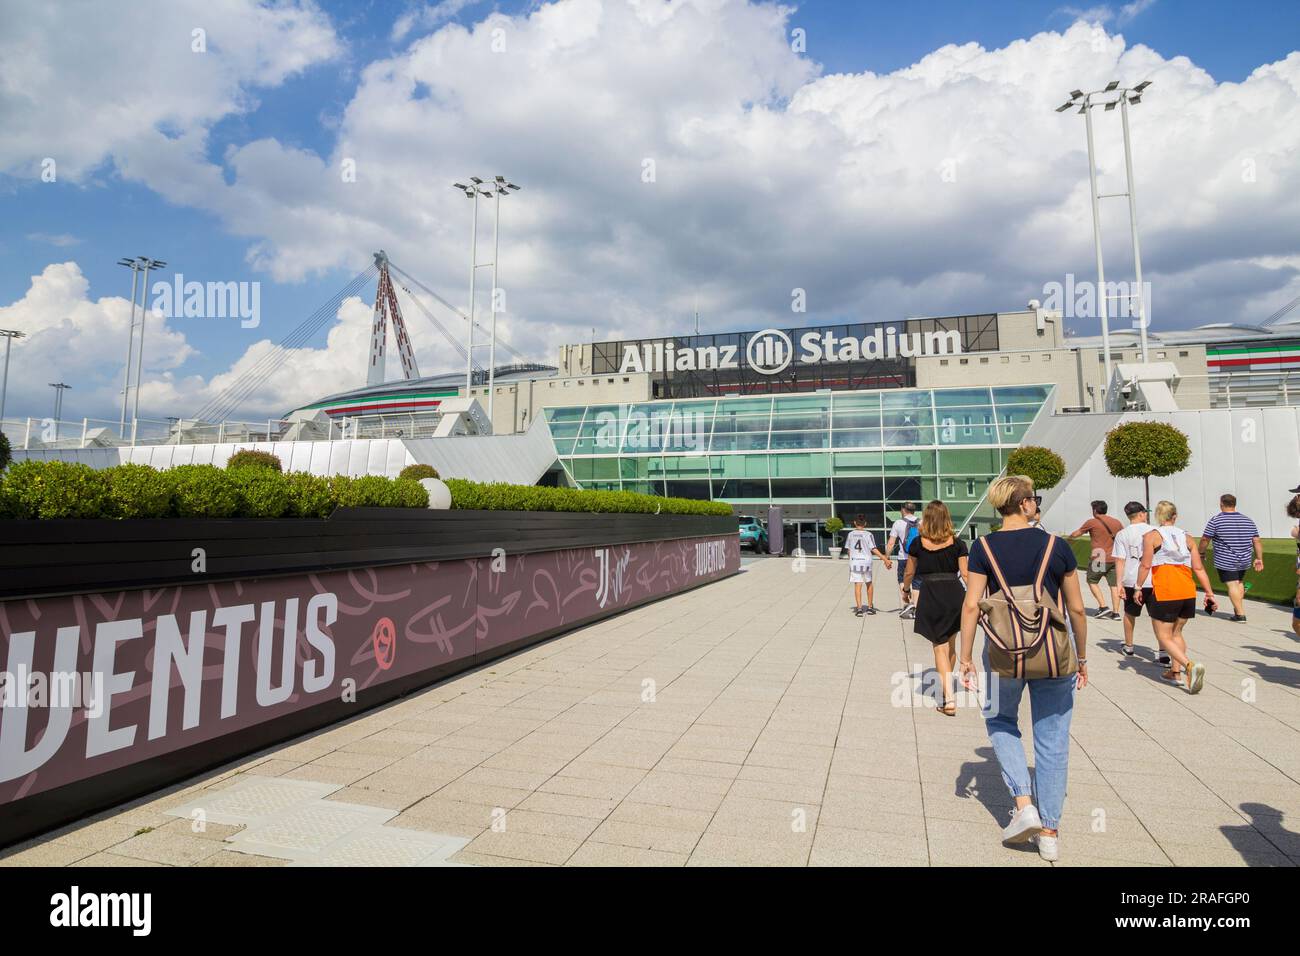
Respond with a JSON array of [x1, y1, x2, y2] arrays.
[[546, 384, 1055, 548]]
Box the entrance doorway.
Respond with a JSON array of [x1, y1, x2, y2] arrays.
[[785, 520, 828, 557]]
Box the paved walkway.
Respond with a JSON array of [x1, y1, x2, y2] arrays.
[[5, 557, 1300, 867]]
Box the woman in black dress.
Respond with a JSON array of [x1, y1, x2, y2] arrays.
[[902, 500, 969, 715]]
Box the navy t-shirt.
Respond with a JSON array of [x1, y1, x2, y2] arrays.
[[968, 528, 1078, 603]]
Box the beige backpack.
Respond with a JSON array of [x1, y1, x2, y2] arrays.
[[975, 533, 1077, 680]]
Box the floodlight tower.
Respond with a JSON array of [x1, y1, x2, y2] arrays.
[[1056, 80, 1152, 394]]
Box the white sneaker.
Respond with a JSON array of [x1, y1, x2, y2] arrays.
[[1001, 805, 1044, 845], [1034, 833, 1059, 862]]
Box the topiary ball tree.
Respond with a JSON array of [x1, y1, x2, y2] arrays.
[[225, 449, 283, 472], [1104, 420, 1191, 506], [398, 463, 440, 481], [1006, 445, 1066, 492]]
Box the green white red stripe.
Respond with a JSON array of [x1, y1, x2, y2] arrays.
[[1207, 341, 1300, 371], [300, 389, 457, 417]]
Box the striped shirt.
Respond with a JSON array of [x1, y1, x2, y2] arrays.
[[1201, 511, 1260, 570]]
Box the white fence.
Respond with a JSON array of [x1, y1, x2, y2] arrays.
[[0, 410, 443, 450]]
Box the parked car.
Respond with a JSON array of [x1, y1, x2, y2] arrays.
[[738, 515, 768, 553]]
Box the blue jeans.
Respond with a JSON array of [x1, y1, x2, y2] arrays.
[[983, 648, 1076, 830]]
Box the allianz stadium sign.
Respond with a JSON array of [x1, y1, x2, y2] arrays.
[[618, 325, 964, 376]]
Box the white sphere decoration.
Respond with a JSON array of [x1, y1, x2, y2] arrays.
[[419, 477, 452, 510]]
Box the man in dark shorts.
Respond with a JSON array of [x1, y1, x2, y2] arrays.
[[1198, 494, 1263, 622], [1070, 500, 1122, 620]]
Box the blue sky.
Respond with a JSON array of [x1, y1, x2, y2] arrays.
[[1, 0, 1297, 421]]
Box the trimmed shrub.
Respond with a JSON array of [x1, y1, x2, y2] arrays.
[[824, 516, 844, 541], [328, 475, 393, 508], [1006, 445, 1066, 492], [0, 460, 108, 519], [170, 465, 241, 518], [285, 472, 336, 518], [231, 467, 291, 518], [443, 479, 733, 516], [1104, 421, 1191, 505], [225, 449, 283, 472], [398, 463, 440, 481], [394, 478, 430, 509], [104, 463, 174, 518], [0, 430, 10, 472]]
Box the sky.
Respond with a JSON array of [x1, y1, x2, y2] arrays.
[[0, 0, 1297, 424]]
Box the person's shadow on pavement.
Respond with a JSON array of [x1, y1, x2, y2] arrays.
[[1235, 646, 1300, 690], [1221, 803, 1300, 864]]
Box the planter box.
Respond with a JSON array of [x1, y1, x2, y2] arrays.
[[0, 508, 737, 599], [0, 510, 739, 846]]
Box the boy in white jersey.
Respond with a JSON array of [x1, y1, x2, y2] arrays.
[[845, 514, 890, 616]]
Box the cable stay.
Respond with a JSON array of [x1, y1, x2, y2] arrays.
[[191, 263, 378, 423]]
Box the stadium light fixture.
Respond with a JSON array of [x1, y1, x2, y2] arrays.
[[1055, 81, 1155, 389]]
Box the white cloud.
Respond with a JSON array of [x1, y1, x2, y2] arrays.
[[0, 262, 195, 425], [2, 1, 1298, 422], [25, 233, 82, 248], [0, 0, 341, 181], [1056, 0, 1156, 26], [392, 0, 482, 42]]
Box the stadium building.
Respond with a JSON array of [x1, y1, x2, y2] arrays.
[[283, 304, 1300, 550]]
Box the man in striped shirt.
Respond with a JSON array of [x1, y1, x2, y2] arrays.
[[1198, 494, 1263, 622]]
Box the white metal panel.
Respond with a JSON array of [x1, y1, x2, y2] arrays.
[[328, 441, 353, 476], [289, 442, 315, 473], [366, 440, 391, 476], [308, 442, 333, 474], [347, 441, 370, 476]]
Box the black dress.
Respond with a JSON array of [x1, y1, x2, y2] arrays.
[[907, 537, 969, 644]]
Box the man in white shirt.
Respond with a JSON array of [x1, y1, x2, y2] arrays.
[[845, 514, 890, 616], [886, 502, 920, 618], [1110, 501, 1163, 660]]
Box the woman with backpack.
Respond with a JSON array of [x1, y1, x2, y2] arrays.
[[901, 500, 969, 716], [1133, 500, 1214, 694], [959, 475, 1089, 863]]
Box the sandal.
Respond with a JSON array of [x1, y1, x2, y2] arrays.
[[1161, 667, 1183, 685], [938, 699, 957, 717]]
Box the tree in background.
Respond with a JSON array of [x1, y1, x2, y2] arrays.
[[1006, 445, 1066, 492], [1104, 421, 1191, 505]]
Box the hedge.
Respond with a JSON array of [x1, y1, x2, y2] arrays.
[[444, 478, 734, 516], [0, 462, 728, 519], [0, 460, 428, 520], [0, 460, 108, 519], [0, 430, 10, 473]]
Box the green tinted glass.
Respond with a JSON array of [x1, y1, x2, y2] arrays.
[[933, 387, 992, 408], [711, 454, 770, 478], [769, 452, 830, 478], [884, 450, 935, 473], [832, 451, 883, 474], [993, 384, 1051, 405], [714, 396, 773, 415], [769, 431, 829, 450]]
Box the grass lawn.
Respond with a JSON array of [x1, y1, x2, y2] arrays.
[[1067, 537, 1299, 605]]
